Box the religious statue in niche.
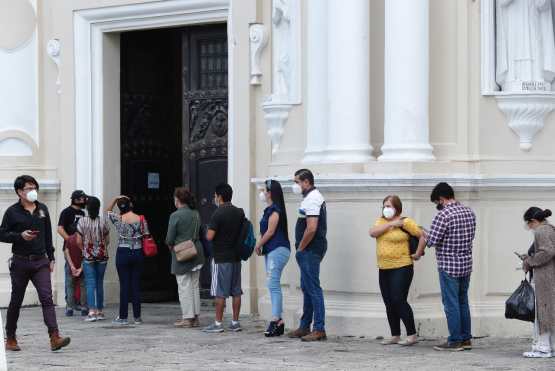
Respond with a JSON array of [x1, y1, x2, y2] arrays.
[[272, 0, 292, 101], [496, 0, 555, 92]]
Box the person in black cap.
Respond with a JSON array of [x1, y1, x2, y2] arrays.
[[57, 190, 88, 316]]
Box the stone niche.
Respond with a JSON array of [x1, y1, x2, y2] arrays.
[[482, 0, 555, 151]]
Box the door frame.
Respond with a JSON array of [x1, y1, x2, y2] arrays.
[[73, 0, 257, 313], [73, 0, 233, 204]]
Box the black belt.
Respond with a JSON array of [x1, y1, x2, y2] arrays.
[[13, 254, 47, 261]]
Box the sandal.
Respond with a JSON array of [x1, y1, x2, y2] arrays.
[[380, 338, 400, 345], [398, 339, 418, 346]]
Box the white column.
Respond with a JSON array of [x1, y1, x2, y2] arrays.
[[325, 0, 373, 163], [303, 0, 328, 163], [379, 0, 435, 161]]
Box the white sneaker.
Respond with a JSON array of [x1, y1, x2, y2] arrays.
[[523, 351, 553, 358]]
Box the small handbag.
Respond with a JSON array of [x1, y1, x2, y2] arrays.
[[174, 240, 198, 262], [140, 215, 158, 257]]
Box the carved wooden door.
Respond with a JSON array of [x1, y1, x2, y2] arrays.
[[121, 28, 182, 302], [182, 25, 228, 296]]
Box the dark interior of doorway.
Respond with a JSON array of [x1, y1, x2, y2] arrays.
[[120, 24, 228, 302]]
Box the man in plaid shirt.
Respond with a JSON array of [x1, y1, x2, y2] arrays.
[[425, 182, 476, 352]]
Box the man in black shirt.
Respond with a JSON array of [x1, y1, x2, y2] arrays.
[[0, 175, 70, 352], [57, 190, 87, 316], [203, 183, 244, 333]]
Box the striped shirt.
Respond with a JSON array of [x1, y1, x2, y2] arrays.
[[77, 216, 109, 261], [426, 202, 476, 277]]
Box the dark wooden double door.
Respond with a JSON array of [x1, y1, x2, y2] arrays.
[[120, 24, 228, 301]]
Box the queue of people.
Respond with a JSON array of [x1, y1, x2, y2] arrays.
[[1, 171, 555, 359]]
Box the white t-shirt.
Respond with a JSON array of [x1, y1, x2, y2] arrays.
[[299, 189, 325, 218]]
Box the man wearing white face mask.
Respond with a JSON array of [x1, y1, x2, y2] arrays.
[[287, 169, 328, 342], [0, 175, 70, 352]]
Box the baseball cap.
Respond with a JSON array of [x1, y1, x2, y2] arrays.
[[71, 190, 87, 200]]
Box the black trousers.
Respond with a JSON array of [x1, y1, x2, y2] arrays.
[[379, 265, 416, 337]]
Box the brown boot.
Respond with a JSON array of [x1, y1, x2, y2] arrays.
[[50, 331, 71, 351], [287, 328, 311, 338], [301, 330, 327, 342], [5, 337, 21, 351]]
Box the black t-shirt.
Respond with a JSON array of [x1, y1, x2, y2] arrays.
[[58, 206, 85, 237], [208, 203, 244, 263]]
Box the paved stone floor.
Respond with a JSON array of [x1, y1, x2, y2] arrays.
[[2, 303, 554, 370]]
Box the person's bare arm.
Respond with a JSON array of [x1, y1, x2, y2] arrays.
[[298, 217, 318, 252], [412, 234, 427, 261], [369, 219, 404, 238], [57, 226, 69, 241], [64, 248, 79, 276], [206, 229, 216, 241], [256, 212, 279, 255]]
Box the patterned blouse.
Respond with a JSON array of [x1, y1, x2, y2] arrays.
[[107, 212, 149, 250], [77, 216, 109, 261]]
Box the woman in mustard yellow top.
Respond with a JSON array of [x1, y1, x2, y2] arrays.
[[369, 195, 426, 346]]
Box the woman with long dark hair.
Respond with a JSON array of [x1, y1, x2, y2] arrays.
[[521, 207, 555, 358], [255, 179, 290, 337], [165, 187, 205, 328], [106, 195, 149, 325], [76, 196, 109, 322]]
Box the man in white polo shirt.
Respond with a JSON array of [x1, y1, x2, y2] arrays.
[[287, 169, 328, 342]]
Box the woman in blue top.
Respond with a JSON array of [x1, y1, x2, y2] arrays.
[[255, 179, 290, 337]]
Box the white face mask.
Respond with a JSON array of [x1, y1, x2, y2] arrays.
[[26, 190, 38, 203], [383, 207, 396, 219], [258, 192, 267, 203], [292, 183, 302, 195]]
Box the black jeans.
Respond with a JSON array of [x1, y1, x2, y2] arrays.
[[116, 248, 144, 319], [379, 265, 416, 337]]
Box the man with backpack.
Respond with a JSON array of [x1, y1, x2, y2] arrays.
[[203, 183, 246, 333]]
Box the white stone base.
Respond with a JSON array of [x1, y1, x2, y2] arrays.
[[378, 143, 436, 162]]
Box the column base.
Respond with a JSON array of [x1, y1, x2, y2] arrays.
[[324, 145, 374, 163], [302, 148, 326, 164], [378, 143, 435, 162]]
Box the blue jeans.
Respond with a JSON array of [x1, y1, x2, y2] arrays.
[[83, 260, 107, 311], [296, 249, 326, 332], [116, 248, 144, 319], [264, 247, 290, 319], [438, 270, 472, 343], [64, 262, 86, 310]]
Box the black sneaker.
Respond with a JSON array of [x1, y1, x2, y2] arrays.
[[264, 321, 277, 336], [264, 320, 285, 337], [434, 341, 464, 352]]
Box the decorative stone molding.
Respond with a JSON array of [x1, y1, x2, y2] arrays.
[[262, 0, 301, 155], [481, 0, 555, 150], [495, 93, 555, 151], [248, 23, 268, 85], [252, 174, 555, 193], [46, 38, 61, 94], [261, 101, 292, 154], [74, 0, 229, 200]]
